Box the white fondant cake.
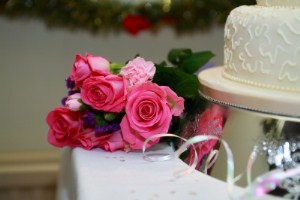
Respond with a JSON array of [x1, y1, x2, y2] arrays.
[[257, 0, 300, 6], [224, 2, 300, 93], [198, 0, 300, 118]]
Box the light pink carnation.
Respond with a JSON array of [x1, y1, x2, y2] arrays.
[[120, 56, 156, 87]]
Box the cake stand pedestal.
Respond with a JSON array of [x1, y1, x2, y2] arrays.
[[199, 86, 300, 198]]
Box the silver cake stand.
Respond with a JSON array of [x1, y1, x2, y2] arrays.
[[198, 66, 300, 199]]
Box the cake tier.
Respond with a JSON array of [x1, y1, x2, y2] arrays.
[[257, 0, 300, 6], [223, 5, 300, 93]]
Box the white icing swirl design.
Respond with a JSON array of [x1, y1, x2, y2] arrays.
[[223, 5, 300, 93]]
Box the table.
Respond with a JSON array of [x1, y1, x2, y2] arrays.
[[56, 143, 281, 200]]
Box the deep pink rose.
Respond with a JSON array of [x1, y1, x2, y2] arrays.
[[81, 75, 127, 112], [120, 57, 156, 87], [120, 82, 173, 150], [76, 128, 111, 150], [46, 107, 82, 147], [99, 130, 125, 152], [70, 53, 110, 88]]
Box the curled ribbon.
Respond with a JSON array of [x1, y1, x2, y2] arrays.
[[180, 135, 236, 197], [143, 133, 300, 200], [203, 150, 219, 174], [142, 133, 198, 178]]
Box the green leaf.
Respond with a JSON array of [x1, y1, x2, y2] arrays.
[[167, 48, 192, 65], [173, 75, 200, 98], [95, 114, 107, 126], [104, 112, 117, 121], [179, 51, 214, 74], [79, 100, 91, 112], [110, 62, 124, 75], [153, 65, 199, 99]]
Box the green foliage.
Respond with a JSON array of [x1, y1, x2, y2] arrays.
[[168, 49, 214, 74], [153, 48, 214, 121], [179, 51, 214, 74], [94, 114, 107, 126], [104, 113, 118, 122], [0, 0, 256, 34], [151, 48, 214, 146], [167, 48, 193, 66], [154, 64, 200, 99], [110, 63, 123, 75]]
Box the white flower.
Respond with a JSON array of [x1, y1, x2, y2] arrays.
[[65, 93, 82, 111]]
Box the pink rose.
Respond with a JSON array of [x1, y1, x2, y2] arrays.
[[99, 130, 125, 152], [120, 57, 156, 87], [75, 129, 124, 151], [81, 75, 127, 112], [120, 82, 173, 150], [46, 107, 82, 147], [70, 53, 110, 88], [76, 128, 111, 150], [65, 93, 82, 111], [160, 86, 184, 116]]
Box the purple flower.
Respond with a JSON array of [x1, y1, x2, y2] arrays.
[[95, 122, 120, 134], [82, 112, 96, 128], [61, 96, 68, 106], [68, 90, 78, 96], [66, 77, 75, 89]]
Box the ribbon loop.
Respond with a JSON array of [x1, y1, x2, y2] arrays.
[[143, 133, 198, 178], [143, 133, 300, 199]]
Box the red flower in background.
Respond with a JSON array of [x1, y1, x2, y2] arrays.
[[122, 15, 151, 36]]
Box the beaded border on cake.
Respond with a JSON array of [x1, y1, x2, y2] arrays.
[[255, 5, 300, 8], [198, 90, 300, 119], [222, 70, 300, 93], [198, 90, 268, 114]]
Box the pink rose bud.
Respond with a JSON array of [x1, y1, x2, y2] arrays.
[[70, 53, 111, 88], [86, 53, 110, 72], [65, 93, 82, 111]]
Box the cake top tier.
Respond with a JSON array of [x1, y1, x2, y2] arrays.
[[257, 0, 300, 6]]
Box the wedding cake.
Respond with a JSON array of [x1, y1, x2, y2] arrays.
[[198, 0, 300, 118]]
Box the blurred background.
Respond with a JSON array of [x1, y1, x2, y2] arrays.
[[0, 0, 255, 199]]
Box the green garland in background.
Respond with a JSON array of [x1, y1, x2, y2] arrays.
[[0, 0, 255, 35]]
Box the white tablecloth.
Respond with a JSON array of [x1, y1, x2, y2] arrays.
[[56, 144, 281, 200]]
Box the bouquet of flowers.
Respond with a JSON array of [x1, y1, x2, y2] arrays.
[[46, 48, 215, 152]]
